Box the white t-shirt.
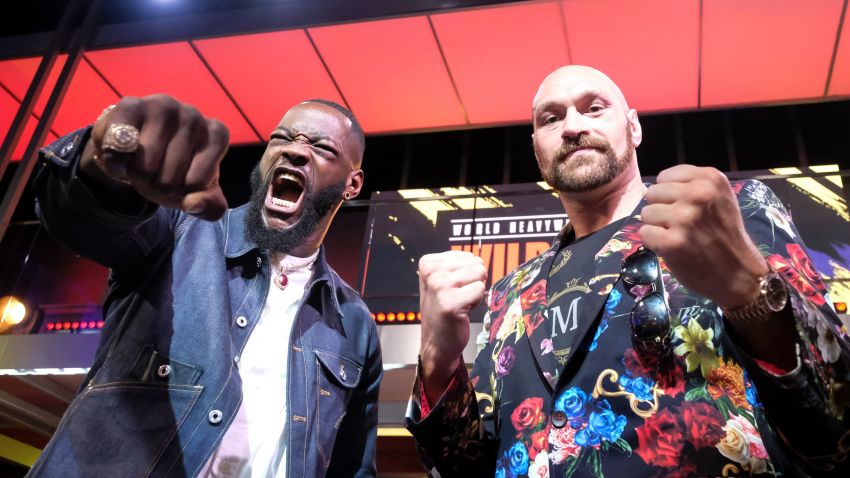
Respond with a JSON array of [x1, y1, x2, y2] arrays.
[[199, 250, 318, 478]]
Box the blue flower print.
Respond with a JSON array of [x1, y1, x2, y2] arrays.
[[744, 370, 762, 408], [555, 387, 588, 420], [618, 375, 655, 401], [575, 399, 627, 446], [605, 288, 622, 316], [587, 318, 609, 352], [505, 441, 529, 476]]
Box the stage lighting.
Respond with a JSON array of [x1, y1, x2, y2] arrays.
[[0, 296, 27, 334]]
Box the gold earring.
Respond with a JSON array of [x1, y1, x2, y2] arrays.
[[344, 191, 351, 200]]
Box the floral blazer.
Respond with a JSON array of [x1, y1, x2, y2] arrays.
[[405, 180, 850, 478]]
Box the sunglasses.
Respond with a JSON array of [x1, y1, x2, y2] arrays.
[[621, 246, 672, 359]]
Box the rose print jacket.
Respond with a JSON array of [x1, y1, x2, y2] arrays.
[[405, 180, 850, 478]]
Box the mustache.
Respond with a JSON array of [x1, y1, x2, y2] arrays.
[[554, 136, 611, 162]]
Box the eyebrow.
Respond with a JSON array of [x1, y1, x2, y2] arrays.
[[534, 88, 611, 114], [273, 126, 336, 144]]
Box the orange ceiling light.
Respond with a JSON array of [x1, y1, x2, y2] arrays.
[[431, 1, 570, 124], [701, 0, 843, 107], [827, 5, 850, 97], [563, 0, 700, 112], [86, 42, 260, 143], [194, 30, 345, 138], [309, 16, 466, 133]]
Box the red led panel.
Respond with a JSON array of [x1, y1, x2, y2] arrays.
[[702, 0, 842, 107], [0, 58, 61, 160], [49, 57, 120, 136], [827, 6, 850, 96], [563, 0, 699, 112], [0, 88, 53, 160], [0, 57, 40, 99], [0, 55, 67, 117], [431, 2, 569, 124], [86, 43, 260, 143], [309, 17, 466, 133], [194, 30, 344, 138]]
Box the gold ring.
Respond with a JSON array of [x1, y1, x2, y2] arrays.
[[102, 123, 140, 154], [96, 104, 116, 123]]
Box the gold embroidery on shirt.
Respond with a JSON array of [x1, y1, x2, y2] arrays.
[[592, 369, 664, 419], [548, 278, 591, 305], [476, 392, 495, 414], [554, 347, 572, 365], [549, 249, 572, 276]]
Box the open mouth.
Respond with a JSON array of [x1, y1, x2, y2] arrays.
[[264, 167, 306, 221]]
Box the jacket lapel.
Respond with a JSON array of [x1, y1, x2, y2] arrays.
[[522, 209, 646, 391]]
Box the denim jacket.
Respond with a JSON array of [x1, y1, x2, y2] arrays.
[[28, 128, 382, 477]]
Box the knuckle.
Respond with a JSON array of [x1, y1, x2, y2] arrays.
[[206, 119, 229, 144], [116, 96, 143, 115], [144, 94, 180, 116], [184, 172, 212, 192], [179, 104, 202, 126], [127, 160, 158, 182], [668, 230, 687, 251], [156, 173, 184, 194], [690, 183, 713, 206], [680, 206, 699, 225]]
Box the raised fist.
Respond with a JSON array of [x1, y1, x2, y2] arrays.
[[418, 250, 487, 401], [81, 94, 230, 220]]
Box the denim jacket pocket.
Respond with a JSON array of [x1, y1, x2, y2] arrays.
[[29, 382, 203, 478], [314, 349, 363, 468], [129, 345, 204, 386]]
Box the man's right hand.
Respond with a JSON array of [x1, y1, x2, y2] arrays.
[[418, 251, 487, 404], [80, 95, 231, 221]]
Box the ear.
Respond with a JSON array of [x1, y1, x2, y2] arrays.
[[627, 109, 642, 148], [345, 169, 364, 200]]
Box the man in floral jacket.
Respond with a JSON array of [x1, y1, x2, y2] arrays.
[[405, 65, 850, 477]]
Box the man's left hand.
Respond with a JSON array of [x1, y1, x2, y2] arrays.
[[639, 165, 768, 310]]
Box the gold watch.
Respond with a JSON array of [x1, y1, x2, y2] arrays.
[[721, 268, 789, 322]]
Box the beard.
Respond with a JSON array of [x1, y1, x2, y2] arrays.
[[537, 131, 634, 193], [245, 163, 346, 253]]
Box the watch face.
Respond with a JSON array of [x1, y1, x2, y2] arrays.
[[764, 273, 789, 312]]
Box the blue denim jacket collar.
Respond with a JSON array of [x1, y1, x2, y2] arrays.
[[222, 203, 345, 321]]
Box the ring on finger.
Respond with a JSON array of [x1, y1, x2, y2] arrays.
[[102, 123, 140, 154]]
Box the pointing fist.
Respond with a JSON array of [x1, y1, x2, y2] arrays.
[[81, 95, 231, 221]]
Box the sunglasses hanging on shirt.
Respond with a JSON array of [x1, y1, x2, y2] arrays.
[[621, 246, 672, 361]]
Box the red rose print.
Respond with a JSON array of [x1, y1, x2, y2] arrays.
[[512, 397, 545, 435], [767, 254, 825, 306], [786, 244, 827, 293], [636, 409, 685, 468], [520, 280, 548, 336], [488, 312, 505, 342], [623, 349, 685, 397], [680, 402, 725, 449], [520, 280, 547, 311], [528, 426, 550, 460], [524, 311, 545, 336]]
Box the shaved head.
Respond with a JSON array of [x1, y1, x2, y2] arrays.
[[533, 65, 630, 116]]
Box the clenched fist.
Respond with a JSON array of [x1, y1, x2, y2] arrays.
[[80, 95, 231, 221], [639, 165, 768, 310], [418, 250, 487, 403]]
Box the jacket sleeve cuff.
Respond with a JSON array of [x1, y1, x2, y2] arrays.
[[36, 127, 157, 228]]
